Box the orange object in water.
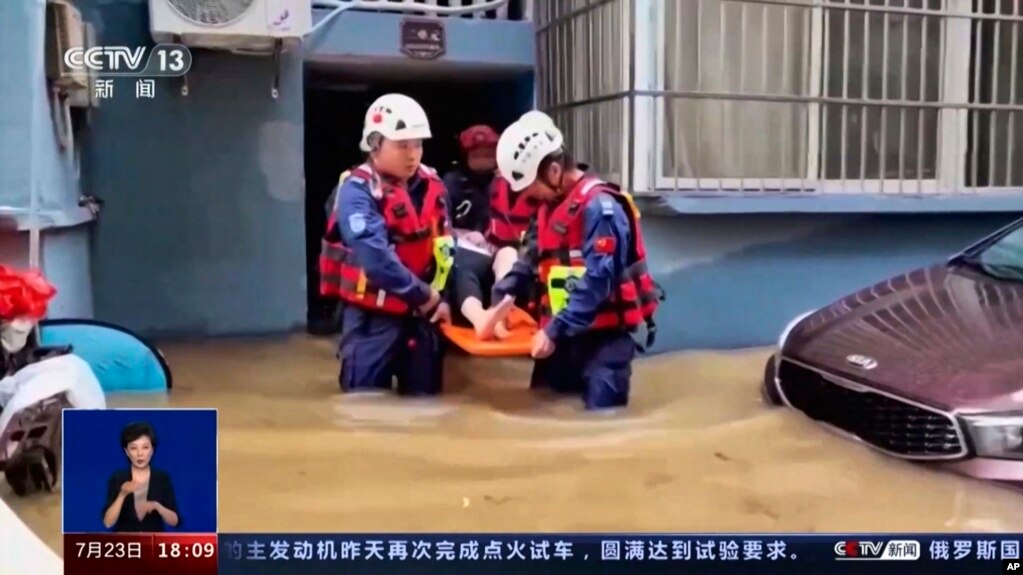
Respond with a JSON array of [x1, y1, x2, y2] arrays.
[[440, 307, 537, 357]]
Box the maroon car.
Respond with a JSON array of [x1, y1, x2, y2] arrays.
[[763, 217, 1023, 487]]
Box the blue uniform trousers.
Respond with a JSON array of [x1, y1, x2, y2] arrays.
[[337, 305, 445, 396], [530, 330, 635, 410]]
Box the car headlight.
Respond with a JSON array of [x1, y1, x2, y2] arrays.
[[962, 415, 1023, 460], [777, 310, 816, 351]]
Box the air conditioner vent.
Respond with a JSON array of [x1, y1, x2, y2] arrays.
[[166, 0, 255, 26]]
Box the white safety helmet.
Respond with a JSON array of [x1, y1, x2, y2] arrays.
[[518, 110, 564, 145], [519, 110, 555, 127], [496, 118, 565, 192], [360, 93, 432, 152]]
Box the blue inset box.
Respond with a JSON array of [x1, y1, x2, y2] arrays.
[[62, 408, 217, 534]]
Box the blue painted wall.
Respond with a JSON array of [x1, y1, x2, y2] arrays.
[[306, 8, 534, 69], [0, 0, 37, 220], [642, 212, 1023, 352], [0, 0, 94, 318], [77, 0, 306, 337], [75, 1, 535, 338]]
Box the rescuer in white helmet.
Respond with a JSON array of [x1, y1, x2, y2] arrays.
[[480, 117, 664, 410], [438, 111, 562, 342], [318, 93, 454, 396]]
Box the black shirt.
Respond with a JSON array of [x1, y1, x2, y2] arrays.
[[442, 166, 493, 233], [104, 468, 179, 532]]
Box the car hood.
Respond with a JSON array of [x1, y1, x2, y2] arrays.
[[784, 264, 1023, 412]]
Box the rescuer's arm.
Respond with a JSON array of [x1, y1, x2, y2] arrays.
[[337, 180, 432, 309], [491, 218, 539, 302], [544, 194, 631, 341]]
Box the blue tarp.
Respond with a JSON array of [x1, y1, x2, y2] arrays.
[[39, 319, 171, 393]]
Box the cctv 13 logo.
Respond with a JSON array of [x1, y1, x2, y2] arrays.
[[834, 540, 921, 560]]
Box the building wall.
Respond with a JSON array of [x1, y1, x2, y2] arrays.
[[11, 0, 1020, 350], [306, 8, 535, 70], [535, 0, 1023, 352], [642, 212, 1023, 352], [76, 0, 307, 337], [76, 1, 535, 338], [0, 0, 94, 318]]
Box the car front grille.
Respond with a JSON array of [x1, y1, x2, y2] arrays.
[[777, 359, 966, 459]]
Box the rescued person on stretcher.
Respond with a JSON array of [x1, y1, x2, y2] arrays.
[[319, 93, 454, 396], [442, 123, 540, 340], [480, 114, 662, 410]]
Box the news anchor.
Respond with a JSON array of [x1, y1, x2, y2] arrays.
[[102, 421, 180, 532]]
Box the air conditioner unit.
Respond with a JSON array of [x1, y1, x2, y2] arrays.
[[149, 0, 312, 52], [66, 23, 100, 108], [45, 0, 90, 91]]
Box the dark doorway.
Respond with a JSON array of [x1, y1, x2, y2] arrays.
[[302, 70, 533, 332]]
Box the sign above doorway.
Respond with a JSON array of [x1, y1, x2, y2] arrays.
[[400, 18, 446, 60]]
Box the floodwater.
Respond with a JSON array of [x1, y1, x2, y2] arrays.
[[5, 335, 1023, 556]]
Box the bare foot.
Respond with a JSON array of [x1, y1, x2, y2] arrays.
[[461, 298, 493, 340], [475, 323, 496, 340], [494, 321, 512, 340], [474, 309, 497, 340]]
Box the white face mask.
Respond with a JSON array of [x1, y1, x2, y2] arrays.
[[1, 318, 35, 353]]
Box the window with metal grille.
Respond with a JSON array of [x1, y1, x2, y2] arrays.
[[656, 0, 1023, 195], [968, 0, 1023, 189], [535, 0, 630, 184]]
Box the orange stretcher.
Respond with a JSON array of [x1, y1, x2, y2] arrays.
[[440, 299, 537, 357]]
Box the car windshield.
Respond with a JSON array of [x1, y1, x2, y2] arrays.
[[971, 226, 1023, 282]]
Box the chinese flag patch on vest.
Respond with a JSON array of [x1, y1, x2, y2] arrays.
[[594, 236, 616, 254]]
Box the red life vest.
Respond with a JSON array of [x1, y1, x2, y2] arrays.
[[535, 176, 662, 340], [319, 164, 449, 315], [487, 177, 539, 248]]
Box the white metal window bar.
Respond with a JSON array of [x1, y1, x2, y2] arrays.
[[536, 0, 634, 184], [649, 0, 1023, 196]]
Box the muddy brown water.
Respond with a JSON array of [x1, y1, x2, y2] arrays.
[[5, 335, 1023, 557]]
